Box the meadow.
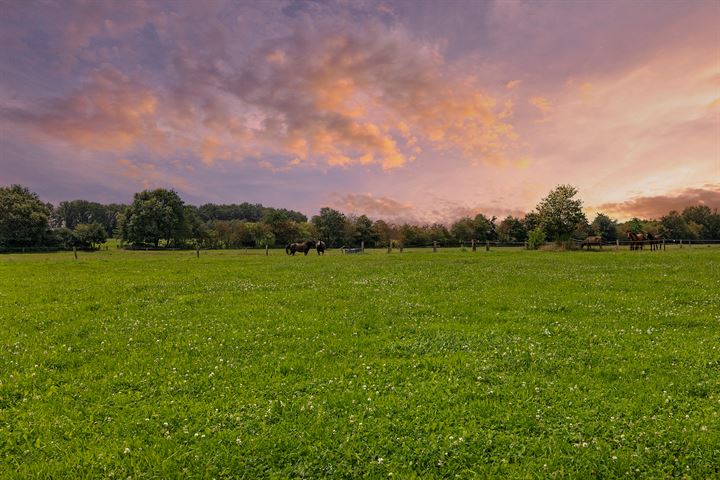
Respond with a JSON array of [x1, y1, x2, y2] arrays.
[[1, 247, 718, 478]]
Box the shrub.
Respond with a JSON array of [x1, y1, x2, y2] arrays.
[[527, 226, 546, 250]]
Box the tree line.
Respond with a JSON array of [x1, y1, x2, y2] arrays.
[[1, 184, 718, 251]]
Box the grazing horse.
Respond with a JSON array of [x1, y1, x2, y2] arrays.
[[285, 240, 316, 256], [581, 235, 603, 250], [316, 240, 326, 255], [627, 231, 646, 251]]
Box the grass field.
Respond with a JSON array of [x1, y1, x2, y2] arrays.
[[1, 247, 719, 478]]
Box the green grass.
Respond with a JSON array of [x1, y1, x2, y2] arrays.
[[1, 247, 719, 478]]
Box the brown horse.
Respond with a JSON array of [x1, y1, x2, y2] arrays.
[[627, 231, 646, 250], [285, 240, 316, 256], [646, 232, 663, 251], [316, 240, 326, 255], [581, 236, 603, 250]]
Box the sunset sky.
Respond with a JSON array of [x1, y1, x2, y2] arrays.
[[1, 0, 718, 221]]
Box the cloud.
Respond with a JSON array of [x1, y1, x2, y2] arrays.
[[505, 79, 522, 90], [3, 22, 520, 172], [113, 158, 197, 194], [4, 67, 166, 152], [328, 192, 414, 217], [529, 96, 552, 114], [593, 185, 720, 219]]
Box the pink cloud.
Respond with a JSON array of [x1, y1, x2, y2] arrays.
[[592, 185, 720, 220], [329, 192, 414, 217]]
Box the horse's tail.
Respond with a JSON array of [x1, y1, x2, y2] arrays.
[[285, 244, 291, 255]]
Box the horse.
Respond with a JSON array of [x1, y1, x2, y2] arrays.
[[581, 235, 603, 250], [646, 232, 663, 251], [627, 231, 646, 250], [316, 240, 326, 255], [285, 240, 316, 256]]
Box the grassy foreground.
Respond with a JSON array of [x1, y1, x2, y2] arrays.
[[1, 247, 718, 478]]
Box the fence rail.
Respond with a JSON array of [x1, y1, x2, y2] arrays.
[[2, 238, 719, 254]]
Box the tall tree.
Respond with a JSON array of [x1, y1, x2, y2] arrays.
[[536, 185, 587, 241], [0, 185, 51, 247], [311, 207, 347, 247], [120, 189, 186, 246], [473, 214, 497, 241], [591, 213, 618, 241]]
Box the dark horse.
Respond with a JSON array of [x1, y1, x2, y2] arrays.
[[581, 235, 603, 250], [627, 231, 646, 251], [285, 240, 316, 256], [646, 232, 664, 251], [316, 240, 326, 255]]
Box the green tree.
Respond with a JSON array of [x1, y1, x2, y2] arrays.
[[497, 216, 527, 243], [536, 185, 587, 242], [591, 213, 618, 241], [311, 207, 347, 247], [353, 215, 377, 246], [74, 222, 107, 249], [473, 214, 497, 241], [371, 220, 395, 247], [120, 189, 186, 247], [660, 211, 695, 239], [527, 226, 546, 250], [0, 185, 51, 247], [450, 217, 475, 243], [682, 205, 718, 239]]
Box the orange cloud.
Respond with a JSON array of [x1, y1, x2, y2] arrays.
[[506, 79, 522, 89], [6, 25, 521, 172], [6, 67, 166, 152], [593, 185, 720, 219], [529, 96, 552, 114]]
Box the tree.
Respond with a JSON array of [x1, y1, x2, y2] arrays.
[[473, 214, 497, 241], [120, 189, 186, 246], [523, 211, 541, 232], [74, 222, 107, 249], [591, 213, 618, 241], [497, 216, 527, 243], [371, 220, 395, 247], [354, 215, 375, 245], [527, 226, 546, 250], [536, 185, 587, 242], [682, 205, 718, 239], [660, 211, 695, 239], [0, 185, 51, 247], [450, 217, 475, 243], [311, 207, 347, 247]]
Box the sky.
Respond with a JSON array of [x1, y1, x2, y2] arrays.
[[1, 0, 718, 222]]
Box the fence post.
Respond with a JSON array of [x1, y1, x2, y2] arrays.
[[472, 239, 476, 252], [680, 239, 683, 248], [663, 239, 666, 251], [486, 240, 490, 252], [616, 239, 619, 250], [196, 246, 200, 258], [265, 245, 269, 256], [361, 240, 365, 253], [73, 246, 77, 260], [433, 241, 437, 253]]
